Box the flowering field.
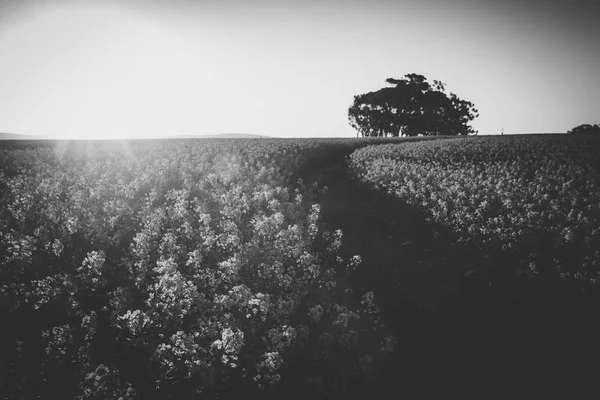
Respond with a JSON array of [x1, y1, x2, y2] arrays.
[[348, 135, 600, 288], [0, 137, 443, 400]]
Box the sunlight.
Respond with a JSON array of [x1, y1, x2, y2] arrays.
[[52, 139, 134, 163], [14, 3, 229, 140]]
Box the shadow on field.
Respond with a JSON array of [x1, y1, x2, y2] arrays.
[[295, 148, 600, 398]]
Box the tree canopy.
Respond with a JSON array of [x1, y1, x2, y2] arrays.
[[568, 124, 600, 135], [348, 74, 479, 137]]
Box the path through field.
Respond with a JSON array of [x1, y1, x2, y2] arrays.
[[295, 146, 599, 397], [295, 148, 496, 395]]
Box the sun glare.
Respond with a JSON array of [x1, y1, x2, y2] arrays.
[[19, 4, 226, 141], [52, 138, 134, 162]]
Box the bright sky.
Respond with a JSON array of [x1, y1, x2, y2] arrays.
[[0, 0, 598, 139]]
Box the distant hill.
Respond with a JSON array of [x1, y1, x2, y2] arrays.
[[0, 132, 52, 140], [0, 132, 272, 140]]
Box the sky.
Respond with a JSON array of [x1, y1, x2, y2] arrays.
[[0, 0, 598, 139]]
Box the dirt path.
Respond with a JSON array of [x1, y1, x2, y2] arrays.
[[296, 149, 508, 394], [299, 149, 491, 310], [294, 146, 600, 397]]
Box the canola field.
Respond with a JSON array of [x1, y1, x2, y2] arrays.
[[0, 137, 427, 400], [1, 134, 598, 399], [349, 135, 600, 287]]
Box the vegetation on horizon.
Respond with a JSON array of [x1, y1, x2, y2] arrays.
[[348, 73, 479, 137], [568, 123, 600, 135]]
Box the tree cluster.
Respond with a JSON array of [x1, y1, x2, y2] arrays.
[[568, 124, 600, 135], [348, 73, 478, 137]]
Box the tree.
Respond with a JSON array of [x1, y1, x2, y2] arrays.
[[567, 124, 600, 135], [348, 73, 479, 137]]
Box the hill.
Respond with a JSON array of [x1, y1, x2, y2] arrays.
[[0, 132, 52, 140], [0, 132, 272, 140]]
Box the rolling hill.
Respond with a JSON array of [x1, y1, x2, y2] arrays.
[[0, 132, 53, 140], [0, 132, 272, 140]]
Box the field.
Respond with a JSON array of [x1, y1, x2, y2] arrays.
[[1, 135, 600, 399], [349, 135, 600, 287]]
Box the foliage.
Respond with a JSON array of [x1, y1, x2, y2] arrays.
[[348, 73, 479, 137], [0, 138, 406, 399], [348, 135, 600, 289], [568, 124, 600, 135]]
